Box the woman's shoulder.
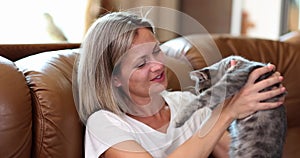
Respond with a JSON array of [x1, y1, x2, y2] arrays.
[[87, 109, 116, 119], [87, 110, 116, 124], [85, 110, 136, 157], [86, 110, 129, 131]]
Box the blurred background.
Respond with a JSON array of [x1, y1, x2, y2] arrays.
[[0, 0, 298, 43]]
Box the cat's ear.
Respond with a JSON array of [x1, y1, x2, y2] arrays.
[[230, 59, 237, 66], [190, 69, 210, 82], [201, 69, 211, 80], [225, 60, 233, 70], [226, 59, 239, 71]]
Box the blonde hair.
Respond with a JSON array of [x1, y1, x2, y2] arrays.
[[75, 12, 154, 124]]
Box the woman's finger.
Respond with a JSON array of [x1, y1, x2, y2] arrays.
[[252, 75, 283, 92], [273, 71, 281, 76], [246, 64, 275, 85], [256, 101, 284, 111], [255, 86, 286, 101]]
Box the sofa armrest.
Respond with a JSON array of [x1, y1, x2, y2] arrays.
[[0, 56, 32, 158]]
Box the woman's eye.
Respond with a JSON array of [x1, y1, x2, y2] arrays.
[[137, 60, 146, 68]]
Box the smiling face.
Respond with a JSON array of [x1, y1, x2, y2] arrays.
[[113, 28, 168, 106]]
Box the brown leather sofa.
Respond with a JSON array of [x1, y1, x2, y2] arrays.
[[0, 35, 299, 158]]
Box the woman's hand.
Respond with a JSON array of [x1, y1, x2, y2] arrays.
[[224, 64, 286, 120]]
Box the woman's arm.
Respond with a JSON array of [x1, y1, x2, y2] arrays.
[[103, 140, 153, 158], [212, 131, 231, 158], [168, 102, 234, 158]]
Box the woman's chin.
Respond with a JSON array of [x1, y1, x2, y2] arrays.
[[149, 83, 167, 94]]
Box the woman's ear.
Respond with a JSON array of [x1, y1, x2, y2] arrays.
[[113, 76, 122, 87]]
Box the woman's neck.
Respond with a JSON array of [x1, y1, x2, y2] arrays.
[[127, 102, 170, 133], [125, 93, 165, 117]]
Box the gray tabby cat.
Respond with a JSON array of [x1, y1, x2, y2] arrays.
[[174, 55, 287, 158]]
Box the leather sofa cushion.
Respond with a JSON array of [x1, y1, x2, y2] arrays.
[[0, 56, 32, 158], [15, 49, 83, 158]]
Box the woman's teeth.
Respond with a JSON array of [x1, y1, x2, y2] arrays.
[[155, 75, 162, 79]]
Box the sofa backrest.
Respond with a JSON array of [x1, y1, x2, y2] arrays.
[[15, 49, 83, 158]]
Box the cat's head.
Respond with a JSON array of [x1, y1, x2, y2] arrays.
[[189, 63, 232, 94], [189, 56, 257, 94]]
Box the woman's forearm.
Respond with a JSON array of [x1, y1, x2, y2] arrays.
[[212, 131, 231, 158], [168, 104, 234, 158]]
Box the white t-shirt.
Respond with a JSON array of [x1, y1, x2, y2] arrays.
[[85, 91, 212, 158]]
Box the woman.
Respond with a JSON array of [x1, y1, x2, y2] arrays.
[[76, 12, 285, 158]]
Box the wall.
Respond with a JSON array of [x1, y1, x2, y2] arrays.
[[180, 0, 233, 34], [112, 0, 180, 42]]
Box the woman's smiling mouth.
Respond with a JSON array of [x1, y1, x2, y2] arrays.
[[150, 71, 165, 82]]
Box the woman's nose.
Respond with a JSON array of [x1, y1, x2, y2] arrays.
[[150, 62, 163, 72]]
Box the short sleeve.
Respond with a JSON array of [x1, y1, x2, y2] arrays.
[[85, 110, 135, 158]]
